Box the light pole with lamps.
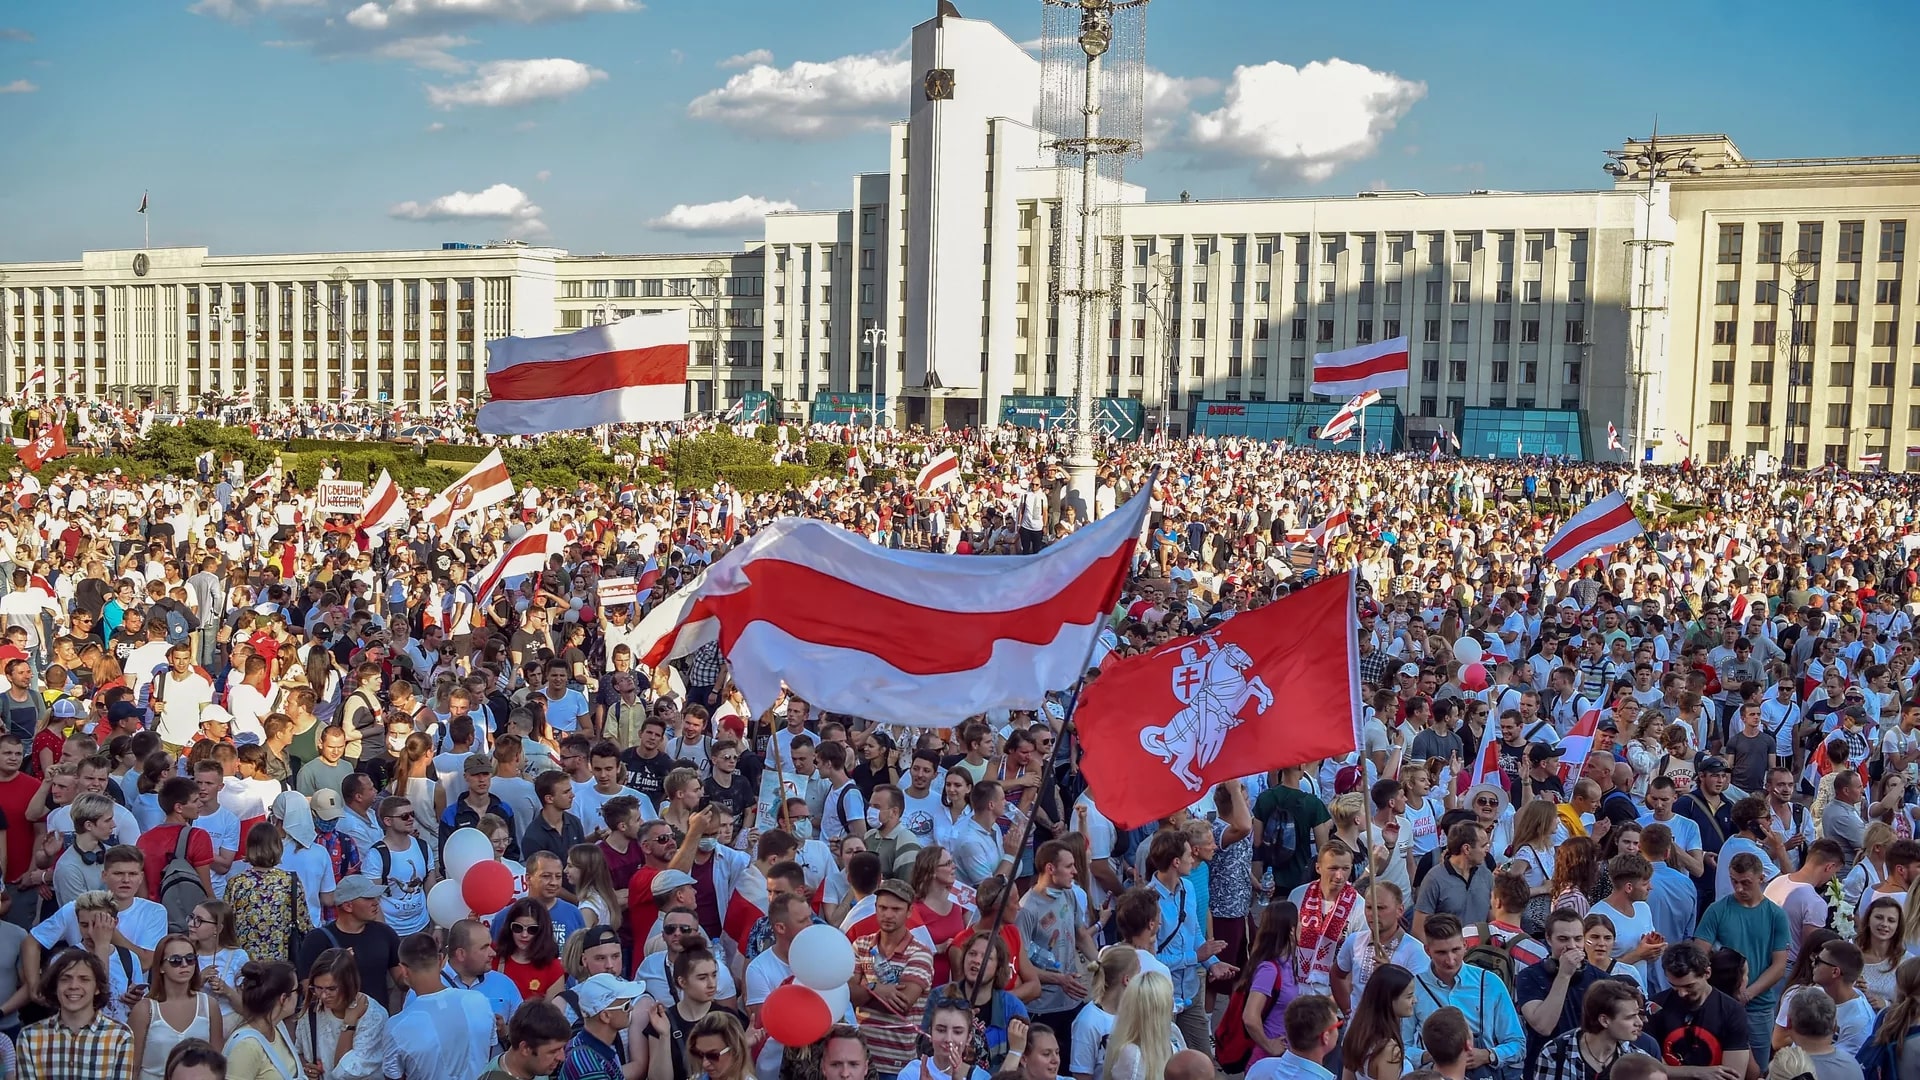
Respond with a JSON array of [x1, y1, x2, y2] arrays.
[[1771, 252, 1817, 469], [1603, 133, 1699, 482], [862, 326, 886, 440], [1146, 253, 1176, 441]]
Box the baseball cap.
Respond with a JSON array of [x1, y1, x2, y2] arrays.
[[106, 701, 141, 724], [1527, 744, 1566, 763], [651, 869, 696, 896], [1359, 601, 1381, 619], [873, 878, 914, 904], [1334, 764, 1365, 795], [573, 973, 648, 1017], [309, 789, 345, 822], [334, 875, 381, 903], [199, 703, 233, 727], [1698, 756, 1731, 774], [464, 753, 496, 776], [575, 925, 621, 953], [1398, 663, 1420, 678], [51, 698, 80, 719]]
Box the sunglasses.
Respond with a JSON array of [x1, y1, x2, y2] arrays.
[[663, 925, 700, 935], [692, 1047, 732, 1064], [510, 922, 541, 935], [163, 954, 196, 967]]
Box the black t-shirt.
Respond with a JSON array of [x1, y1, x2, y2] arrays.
[[664, 1003, 745, 1077], [298, 920, 403, 1010], [1516, 960, 1619, 1064], [621, 748, 674, 804], [701, 772, 754, 820], [1645, 987, 1750, 1067]]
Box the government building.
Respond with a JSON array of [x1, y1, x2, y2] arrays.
[[3, 7, 1918, 469]]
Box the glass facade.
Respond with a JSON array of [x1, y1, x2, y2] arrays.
[[1188, 399, 1403, 451], [810, 391, 884, 425], [998, 395, 1146, 440], [1459, 406, 1589, 460]]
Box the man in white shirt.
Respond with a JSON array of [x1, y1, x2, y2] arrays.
[[149, 644, 214, 749], [23, 845, 168, 987], [390, 930, 497, 1078]]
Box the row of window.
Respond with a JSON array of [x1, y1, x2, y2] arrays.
[[1710, 320, 1920, 348], [1712, 276, 1905, 307], [1700, 399, 1918, 430], [1716, 221, 1907, 265], [563, 276, 765, 299], [1121, 231, 1590, 269]]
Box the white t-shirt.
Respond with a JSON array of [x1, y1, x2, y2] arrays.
[[282, 839, 339, 926], [1075, 794, 1119, 907], [194, 807, 242, 897], [896, 1060, 991, 1080], [1774, 984, 1876, 1056], [47, 802, 142, 846], [1071, 1002, 1116, 1080], [374, 837, 434, 934], [900, 786, 946, 845], [1591, 898, 1657, 986], [573, 783, 644, 835], [389, 987, 496, 1080], [1763, 878, 1831, 968], [745, 948, 793, 1080], [32, 897, 169, 953]]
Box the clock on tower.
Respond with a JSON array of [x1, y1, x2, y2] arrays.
[[923, 68, 955, 101]]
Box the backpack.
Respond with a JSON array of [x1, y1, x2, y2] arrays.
[[369, 838, 434, 886], [1855, 1014, 1920, 1080], [1461, 925, 1533, 995], [163, 608, 192, 647], [159, 824, 211, 934], [1259, 794, 1313, 871]]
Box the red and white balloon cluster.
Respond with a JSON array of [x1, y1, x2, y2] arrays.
[[759, 925, 857, 1049], [427, 828, 528, 927]]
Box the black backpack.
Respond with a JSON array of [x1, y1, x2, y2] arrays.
[[1260, 795, 1312, 870]]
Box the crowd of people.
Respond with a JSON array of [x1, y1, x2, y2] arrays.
[[0, 410, 1909, 1080]]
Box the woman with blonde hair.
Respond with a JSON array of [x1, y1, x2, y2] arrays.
[[1102, 970, 1184, 1080], [130, 933, 222, 1080], [1624, 710, 1667, 793], [1841, 821, 1896, 908], [1503, 800, 1559, 893], [684, 1011, 755, 1080], [1071, 945, 1138, 1080]]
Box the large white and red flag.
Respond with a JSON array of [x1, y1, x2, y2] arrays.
[[1318, 390, 1379, 442], [472, 527, 558, 606], [424, 449, 513, 532], [1075, 573, 1362, 828], [1307, 506, 1350, 546], [1540, 492, 1643, 569], [630, 485, 1152, 726], [915, 450, 960, 492], [1312, 337, 1409, 397], [476, 311, 689, 435], [1606, 422, 1624, 452], [357, 469, 407, 535], [17, 424, 67, 472]]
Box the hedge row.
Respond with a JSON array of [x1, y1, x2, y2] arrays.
[[283, 437, 492, 463]]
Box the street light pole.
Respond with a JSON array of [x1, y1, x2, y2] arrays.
[[1148, 253, 1174, 442], [704, 259, 726, 414], [1603, 132, 1699, 484], [1781, 253, 1816, 469], [863, 326, 886, 442]]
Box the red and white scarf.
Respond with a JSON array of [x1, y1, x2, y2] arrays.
[[1295, 882, 1360, 987]]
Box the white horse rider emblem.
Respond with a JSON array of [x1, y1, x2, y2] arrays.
[[1139, 634, 1273, 791]]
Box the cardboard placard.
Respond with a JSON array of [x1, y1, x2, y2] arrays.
[[316, 479, 366, 516], [598, 576, 639, 605]]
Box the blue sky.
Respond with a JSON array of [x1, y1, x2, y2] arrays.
[[2, 0, 1916, 262]]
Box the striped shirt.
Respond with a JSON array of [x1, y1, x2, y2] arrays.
[[18, 1013, 131, 1080], [559, 1028, 624, 1080], [852, 931, 935, 1074]]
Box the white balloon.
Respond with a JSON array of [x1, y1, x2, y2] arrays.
[[788, 924, 856, 991], [1452, 636, 1484, 667], [426, 879, 472, 929], [816, 981, 852, 1022], [443, 829, 495, 881]]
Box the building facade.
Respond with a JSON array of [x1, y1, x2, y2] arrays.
[[4, 10, 1919, 466]]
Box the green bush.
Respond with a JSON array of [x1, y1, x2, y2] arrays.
[[503, 437, 619, 485], [668, 432, 774, 488], [429, 444, 493, 463], [633, 465, 666, 485], [753, 424, 779, 444], [131, 421, 275, 476], [804, 442, 848, 471], [716, 464, 813, 493]]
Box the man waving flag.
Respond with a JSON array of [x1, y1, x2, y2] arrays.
[[1541, 492, 1643, 569]]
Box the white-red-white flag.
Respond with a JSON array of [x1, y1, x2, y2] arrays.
[[472, 527, 558, 607], [629, 485, 1152, 727], [846, 453, 867, 482], [424, 449, 513, 531], [1312, 337, 1409, 397], [431, 376, 448, 397], [1540, 492, 1643, 569], [1446, 428, 1461, 451], [1557, 707, 1602, 784], [477, 311, 688, 435], [1606, 422, 1624, 452], [1728, 593, 1752, 625], [1318, 390, 1378, 442], [1859, 451, 1884, 469], [358, 469, 407, 535], [915, 450, 960, 492], [1307, 506, 1350, 546]]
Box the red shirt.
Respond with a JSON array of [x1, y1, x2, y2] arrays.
[[952, 921, 1025, 994], [0, 774, 34, 884], [133, 823, 215, 899], [626, 864, 663, 970], [497, 955, 565, 1000]]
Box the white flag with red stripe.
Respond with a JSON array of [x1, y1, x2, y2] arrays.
[[1307, 506, 1350, 546], [915, 449, 960, 492], [1859, 451, 1884, 469], [1318, 390, 1378, 442], [723, 866, 769, 952], [1728, 593, 1752, 625], [432, 376, 448, 397], [846, 453, 867, 482], [358, 470, 407, 535], [630, 485, 1152, 727], [424, 449, 513, 532], [477, 311, 689, 435], [1312, 337, 1409, 397], [472, 527, 558, 607], [1540, 492, 1643, 570], [1606, 422, 1624, 452], [1465, 702, 1505, 790], [839, 894, 936, 951], [1557, 707, 1602, 783]]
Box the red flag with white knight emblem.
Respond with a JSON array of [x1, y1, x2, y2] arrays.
[[17, 424, 67, 472], [1075, 572, 1363, 829]]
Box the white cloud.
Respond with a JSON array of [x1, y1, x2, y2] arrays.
[[188, 0, 327, 20], [389, 182, 545, 235], [1187, 59, 1425, 184], [426, 57, 605, 108], [0, 79, 35, 93], [0, 28, 35, 43], [424, 120, 445, 131], [1141, 69, 1220, 151], [718, 48, 771, 69], [687, 50, 910, 139], [346, 2, 389, 28], [371, 33, 474, 72], [646, 195, 798, 235], [343, 0, 637, 28], [534, 169, 551, 181]]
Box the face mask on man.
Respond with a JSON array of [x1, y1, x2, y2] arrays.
[[865, 808, 883, 829], [698, 837, 718, 853], [790, 820, 813, 841]]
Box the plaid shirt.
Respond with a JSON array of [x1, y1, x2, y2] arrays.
[[684, 641, 723, 688], [1531, 1028, 1652, 1080], [19, 1013, 132, 1080]]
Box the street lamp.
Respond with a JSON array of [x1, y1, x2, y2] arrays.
[[862, 326, 886, 440], [1603, 134, 1700, 481], [1147, 253, 1176, 441], [1767, 252, 1818, 469], [324, 266, 353, 408]]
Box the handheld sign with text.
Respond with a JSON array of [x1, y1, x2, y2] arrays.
[[598, 576, 639, 606], [316, 480, 367, 516]]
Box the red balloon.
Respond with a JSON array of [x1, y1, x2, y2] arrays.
[[761, 983, 832, 1048], [1460, 664, 1489, 691], [461, 861, 515, 915]]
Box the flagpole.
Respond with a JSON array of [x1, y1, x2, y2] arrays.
[[1358, 407, 1366, 464]]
